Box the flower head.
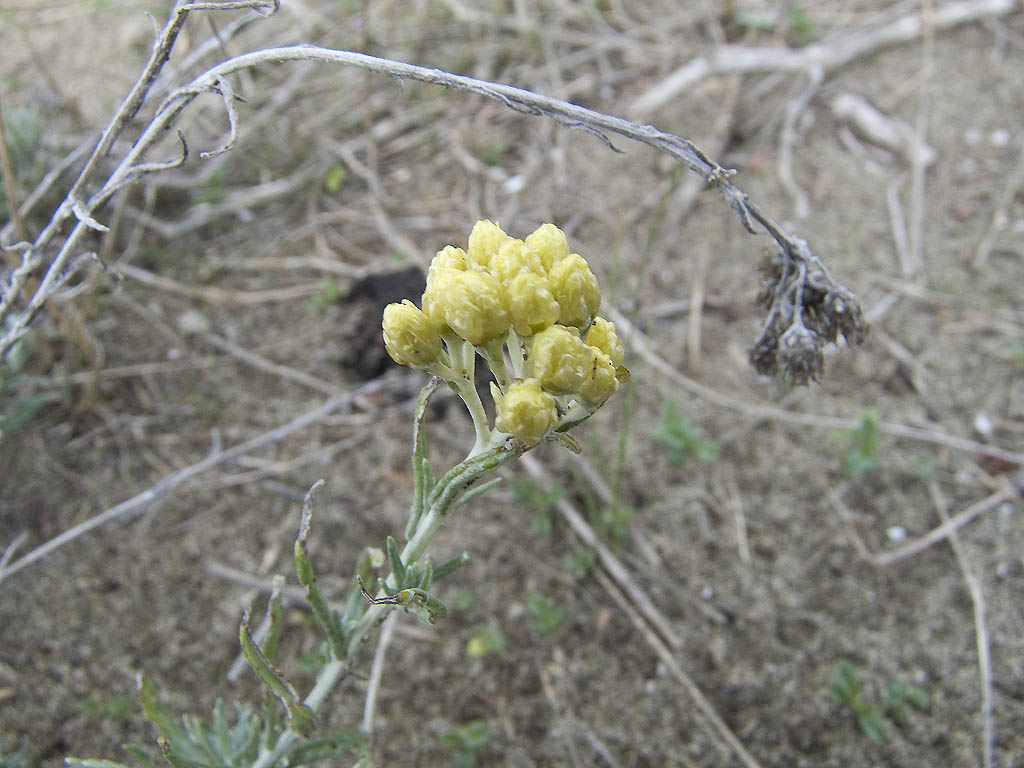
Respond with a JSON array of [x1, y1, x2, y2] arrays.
[[467, 219, 509, 270], [506, 272, 561, 337], [548, 253, 601, 329], [443, 270, 511, 346], [579, 350, 618, 405], [525, 223, 570, 271], [585, 317, 624, 367], [382, 299, 443, 368], [494, 378, 558, 446], [529, 324, 594, 394]]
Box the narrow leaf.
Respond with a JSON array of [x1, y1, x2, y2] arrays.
[[386, 535, 405, 585], [65, 760, 133, 768], [282, 731, 366, 765], [455, 477, 502, 508], [239, 609, 315, 737], [431, 552, 470, 583], [157, 738, 209, 768], [407, 379, 441, 539], [295, 482, 346, 658], [262, 575, 285, 664], [138, 679, 207, 765]]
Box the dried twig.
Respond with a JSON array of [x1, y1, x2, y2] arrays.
[[927, 480, 994, 768], [361, 612, 397, 735], [629, 0, 1019, 115], [520, 453, 763, 768], [610, 307, 1024, 467], [202, 332, 342, 397], [869, 484, 1017, 567], [2, 27, 856, 368], [0, 380, 390, 586]]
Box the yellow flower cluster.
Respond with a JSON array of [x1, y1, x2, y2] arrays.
[[382, 221, 626, 449]]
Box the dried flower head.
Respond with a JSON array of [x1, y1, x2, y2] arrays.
[[749, 246, 868, 384]]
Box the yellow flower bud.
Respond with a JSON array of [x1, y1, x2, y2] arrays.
[[467, 220, 509, 270], [490, 238, 545, 287], [529, 324, 594, 394], [525, 223, 570, 271], [421, 267, 460, 327], [382, 299, 443, 368], [506, 272, 561, 337], [494, 378, 558, 446], [549, 253, 601, 328], [585, 316, 625, 367], [431, 245, 467, 273], [444, 270, 511, 345], [579, 350, 619, 405]]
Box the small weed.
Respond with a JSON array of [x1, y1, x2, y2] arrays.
[[510, 480, 564, 538], [197, 165, 228, 205], [787, 5, 819, 47], [594, 504, 635, 543], [829, 660, 930, 743], [309, 279, 341, 313], [651, 399, 719, 465], [564, 547, 597, 579], [731, 11, 775, 31], [1007, 341, 1024, 368], [829, 659, 888, 743], [466, 625, 505, 658], [839, 410, 882, 477], [479, 141, 509, 167], [321, 163, 347, 194], [81, 694, 133, 720], [0, 740, 37, 768], [0, 325, 68, 439], [881, 680, 931, 726], [439, 720, 490, 768], [526, 593, 567, 635], [453, 590, 476, 612]]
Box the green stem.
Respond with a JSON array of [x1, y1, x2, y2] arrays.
[[255, 439, 527, 767]]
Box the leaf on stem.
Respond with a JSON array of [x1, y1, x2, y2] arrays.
[[386, 535, 406, 586], [239, 608, 315, 737], [280, 731, 367, 766], [295, 482, 346, 658]]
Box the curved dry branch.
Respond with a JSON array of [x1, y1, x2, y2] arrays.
[[2, 40, 866, 386]]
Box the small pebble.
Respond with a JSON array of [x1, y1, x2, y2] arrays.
[[990, 129, 1011, 147], [177, 309, 210, 335], [886, 526, 907, 543], [973, 411, 993, 438]]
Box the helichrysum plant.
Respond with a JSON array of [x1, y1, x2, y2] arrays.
[[384, 219, 628, 455], [68, 221, 626, 768]]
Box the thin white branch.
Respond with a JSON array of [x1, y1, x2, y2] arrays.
[[0, 380, 389, 585], [361, 612, 397, 734], [629, 0, 1019, 115]]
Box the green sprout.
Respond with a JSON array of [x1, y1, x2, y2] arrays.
[[466, 625, 506, 658], [308, 279, 341, 313], [881, 680, 931, 726], [829, 660, 931, 744], [564, 548, 597, 579], [321, 163, 347, 194], [509, 479, 565, 537], [527, 593, 567, 635], [0, 740, 38, 768], [840, 410, 882, 477], [787, 5, 819, 47], [439, 720, 491, 768], [651, 399, 719, 465], [829, 659, 888, 743]]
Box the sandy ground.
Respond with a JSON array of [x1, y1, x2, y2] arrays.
[[1, 1, 1023, 766]]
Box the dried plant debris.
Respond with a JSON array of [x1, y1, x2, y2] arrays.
[[750, 247, 868, 385]]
